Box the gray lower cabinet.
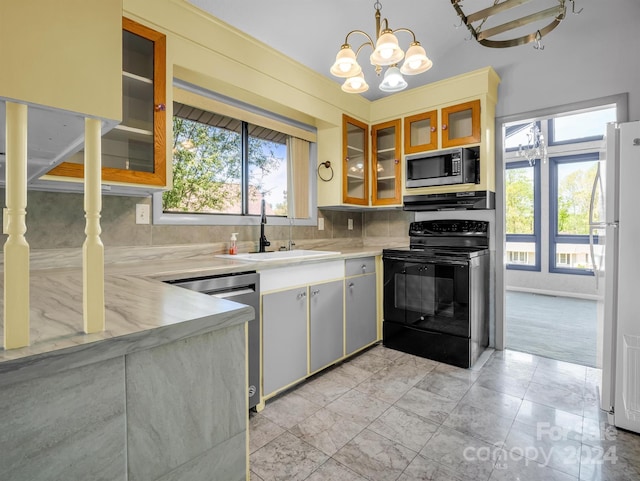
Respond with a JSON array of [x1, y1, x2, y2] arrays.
[[309, 279, 344, 373], [262, 287, 308, 396], [345, 272, 377, 355]]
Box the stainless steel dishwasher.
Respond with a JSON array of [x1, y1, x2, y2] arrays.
[[166, 271, 261, 410]]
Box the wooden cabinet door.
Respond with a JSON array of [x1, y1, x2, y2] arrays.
[[309, 280, 344, 373], [47, 18, 167, 187], [404, 110, 438, 154], [262, 287, 308, 396], [343, 115, 369, 205], [371, 119, 401, 205], [345, 273, 377, 355], [441, 100, 481, 148]]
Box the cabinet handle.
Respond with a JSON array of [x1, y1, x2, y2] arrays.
[[311, 289, 320, 297], [361, 264, 367, 273], [155, 104, 166, 112], [394, 159, 399, 165], [430, 126, 437, 132], [348, 282, 355, 289], [442, 124, 448, 130]]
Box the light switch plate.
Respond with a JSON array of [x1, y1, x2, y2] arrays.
[[318, 217, 325, 231], [2, 208, 7, 234], [348, 218, 354, 230], [136, 204, 150, 225]]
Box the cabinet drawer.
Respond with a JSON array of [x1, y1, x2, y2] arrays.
[[345, 257, 375, 277]]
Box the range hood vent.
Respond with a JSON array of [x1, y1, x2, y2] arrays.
[[403, 191, 495, 211]]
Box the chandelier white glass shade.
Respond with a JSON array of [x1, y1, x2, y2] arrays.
[[330, 1, 432, 94], [341, 73, 370, 94], [379, 66, 407, 92]]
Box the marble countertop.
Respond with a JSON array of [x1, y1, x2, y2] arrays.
[[0, 246, 383, 382]]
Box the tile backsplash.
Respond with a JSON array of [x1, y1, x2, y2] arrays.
[[0, 190, 412, 254]]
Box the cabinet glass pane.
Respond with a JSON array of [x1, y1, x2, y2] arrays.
[[123, 30, 153, 79], [102, 128, 154, 171], [62, 129, 154, 172], [346, 123, 366, 199], [448, 109, 473, 140], [375, 126, 397, 200], [122, 75, 153, 131], [410, 118, 433, 147]]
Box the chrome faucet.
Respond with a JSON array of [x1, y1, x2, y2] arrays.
[[259, 199, 270, 253]]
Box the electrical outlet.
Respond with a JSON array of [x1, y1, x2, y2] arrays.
[[136, 204, 150, 225], [348, 218, 354, 230], [318, 217, 325, 231]]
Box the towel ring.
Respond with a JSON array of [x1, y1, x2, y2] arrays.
[[317, 161, 334, 182]]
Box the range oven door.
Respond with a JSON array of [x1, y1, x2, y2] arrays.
[[383, 255, 471, 338]]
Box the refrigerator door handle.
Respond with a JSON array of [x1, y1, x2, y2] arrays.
[[589, 163, 603, 288], [589, 162, 601, 226], [589, 227, 599, 290]]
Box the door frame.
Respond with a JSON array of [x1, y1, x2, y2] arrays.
[[494, 93, 628, 351]]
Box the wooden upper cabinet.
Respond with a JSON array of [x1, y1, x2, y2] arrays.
[[371, 119, 401, 205], [404, 110, 437, 154], [342, 115, 369, 205], [47, 18, 167, 187], [441, 99, 481, 148]]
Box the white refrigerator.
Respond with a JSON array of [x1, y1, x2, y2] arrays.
[[597, 120, 640, 434]]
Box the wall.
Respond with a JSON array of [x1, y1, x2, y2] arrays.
[[0, 189, 416, 259], [0, 190, 376, 252], [427, 0, 640, 121]]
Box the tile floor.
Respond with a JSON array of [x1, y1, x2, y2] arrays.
[[249, 345, 640, 481]]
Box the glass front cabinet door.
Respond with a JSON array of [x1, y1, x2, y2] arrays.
[[47, 18, 167, 188], [404, 110, 437, 154], [441, 100, 481, 148], [343, 115, 369, 205], [371, 119, 401, 205]]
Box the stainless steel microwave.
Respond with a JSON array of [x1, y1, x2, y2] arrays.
[[405, 147, 479, 188]]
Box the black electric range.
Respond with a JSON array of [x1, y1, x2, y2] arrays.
[[382, 220, 490, 368]]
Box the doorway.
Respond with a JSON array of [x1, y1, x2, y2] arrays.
[[497, 96, 624, 368]]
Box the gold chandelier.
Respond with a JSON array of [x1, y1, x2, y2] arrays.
[[329, 1, 432, 94]]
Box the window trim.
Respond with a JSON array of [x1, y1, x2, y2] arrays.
[[505, 160, 541, 272], [549, 152, 599, 275], [152, 79, 318, 226]]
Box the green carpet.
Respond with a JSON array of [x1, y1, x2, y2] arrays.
[[506, 290, 597, 367]]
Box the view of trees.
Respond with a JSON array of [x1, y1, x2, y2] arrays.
[[505, 167, 534, 235], [163, 117, 285, 214], [506, 161, 598, 236], [556, 162, 599, 234]]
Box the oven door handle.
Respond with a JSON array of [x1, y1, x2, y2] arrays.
[[383, 256, 468, 266]]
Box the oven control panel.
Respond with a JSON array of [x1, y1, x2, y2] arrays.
[[409, 220, 489, 236]]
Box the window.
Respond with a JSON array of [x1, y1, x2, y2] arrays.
[[153, 82, 317, 226], [548, 107, 616, 145], [505, 160, 540, 271], [509, 251, 531, 264], [504, 121, 540, 152], [165, 106, 289, 216], [550, 153, 600, 274]]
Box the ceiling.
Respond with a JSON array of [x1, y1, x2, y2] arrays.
[[185, 0, 592, 101]]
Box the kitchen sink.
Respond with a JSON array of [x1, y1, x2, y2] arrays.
[[218, 250, 340, 262]]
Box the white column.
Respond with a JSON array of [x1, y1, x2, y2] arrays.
[[83, 117, 105, 333], [3, 102, 30, 349]]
